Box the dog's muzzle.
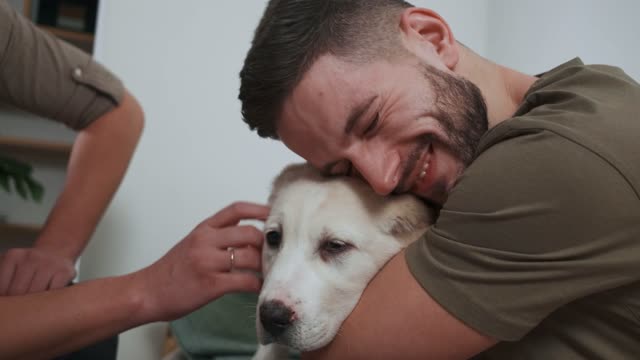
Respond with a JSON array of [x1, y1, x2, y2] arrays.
[[259, 300, 296, 337]]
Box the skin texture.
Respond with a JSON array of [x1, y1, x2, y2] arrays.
[[274, 7, 539, 360]]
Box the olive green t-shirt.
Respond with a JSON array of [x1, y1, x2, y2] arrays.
[[0, 0, 123, 129], [406, 58, 640, 359]]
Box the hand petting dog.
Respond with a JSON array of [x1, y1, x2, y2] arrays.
[[132, 202, 268, 322]]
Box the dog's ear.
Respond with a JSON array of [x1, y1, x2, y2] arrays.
[[268, 163, 323, 204], [379, 195, 436, 245]]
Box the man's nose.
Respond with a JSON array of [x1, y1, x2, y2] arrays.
[[352, 152, 400, 196]]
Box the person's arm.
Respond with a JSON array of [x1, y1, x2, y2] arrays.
[[38, 90, 144, 260], [0, 202, 268, 360], [303, 250, 496, 360], [0, 91, 144, 295], [0, 1, 144, 295]]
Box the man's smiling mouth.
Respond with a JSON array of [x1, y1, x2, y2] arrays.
[[395, 139, 433, 194]]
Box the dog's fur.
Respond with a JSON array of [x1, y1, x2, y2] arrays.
[[252, 164, 434, 359]]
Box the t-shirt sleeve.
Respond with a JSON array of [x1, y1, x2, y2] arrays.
[[405, 129, 640, 341], [0, 1, 124, 130]]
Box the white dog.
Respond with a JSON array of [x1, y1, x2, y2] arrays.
[[252, 163, 433, 360]]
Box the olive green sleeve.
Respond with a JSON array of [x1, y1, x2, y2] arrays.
[[405, 129, 640, 341], [0, 1, 124, 130]]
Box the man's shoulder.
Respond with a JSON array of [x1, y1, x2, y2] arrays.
[[476, 58, 640, 196]]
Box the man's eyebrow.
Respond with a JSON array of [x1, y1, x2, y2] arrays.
[[322, 96, 377, 175], [344, 95, 377, 135]]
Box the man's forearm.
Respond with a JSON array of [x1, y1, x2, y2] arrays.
[[35, 91, 144, 259], [0, 273, 148, 360], [302, 251, 496, 360]]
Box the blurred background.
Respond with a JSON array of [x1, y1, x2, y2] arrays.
[[1, 0, 639, 359]]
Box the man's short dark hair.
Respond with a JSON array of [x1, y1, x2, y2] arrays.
[[239, 0, 414, 139]]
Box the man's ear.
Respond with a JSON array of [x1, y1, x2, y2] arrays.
[[399, 7, 458, 70]]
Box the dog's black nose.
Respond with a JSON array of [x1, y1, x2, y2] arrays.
[[259, 300, 295, 337]]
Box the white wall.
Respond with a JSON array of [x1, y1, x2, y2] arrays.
[[86, 1, 489, 359], [487, 0, 640, 80], [414, 0, 490, 56]]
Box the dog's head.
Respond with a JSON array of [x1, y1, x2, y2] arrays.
[[257, 163, 434, 351]]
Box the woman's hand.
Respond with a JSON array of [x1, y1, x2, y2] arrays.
[[133, 201, 269, 322], [0, 247, 76, 295]]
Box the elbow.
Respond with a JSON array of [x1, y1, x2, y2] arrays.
[[82, 89, 146, 152], [122, 90, 145, 143]]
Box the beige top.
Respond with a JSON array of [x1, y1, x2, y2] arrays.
[[406, 58, 640, 359], [0, 0, 124, 129]]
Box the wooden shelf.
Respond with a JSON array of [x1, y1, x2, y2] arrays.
[[38, 25, 95, 44], [0, 222, 41, 237], [38, 25, 95, 54], [19, 0, 97, 54], [0, 136, 72, 162], [0, 223, 41, 248]]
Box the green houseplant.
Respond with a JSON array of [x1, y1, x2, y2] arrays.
[[0, 156, 44, 202]]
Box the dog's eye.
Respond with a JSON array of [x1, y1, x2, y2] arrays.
[[320, 239, 352, 257], [265, 230, 282, 248]]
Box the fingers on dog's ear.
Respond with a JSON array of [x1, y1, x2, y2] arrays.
[[229, 246, 262, 271], [203, 202, 270, 228], [215, 225, 264, 249]]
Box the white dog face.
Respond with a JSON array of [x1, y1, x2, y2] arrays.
[[257, 164, 433, 351]]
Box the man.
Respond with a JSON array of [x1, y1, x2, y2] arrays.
[[0, 3, 265, 359], [239, 0, 640, 358]]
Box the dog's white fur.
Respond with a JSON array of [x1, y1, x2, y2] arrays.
[[252, 164, 433, 359]]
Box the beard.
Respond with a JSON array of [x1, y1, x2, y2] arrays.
[[420, 62, 489, 166], [396, 62, 489, 204]]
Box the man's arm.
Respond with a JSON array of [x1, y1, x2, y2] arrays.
[[0, 91, 144, 295], [303, 250, 497, 360]]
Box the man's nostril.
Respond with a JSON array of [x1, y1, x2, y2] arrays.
[[259, 300, 295, 337]]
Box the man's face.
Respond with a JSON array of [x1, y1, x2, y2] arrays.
[[277, 54, 488, 205]]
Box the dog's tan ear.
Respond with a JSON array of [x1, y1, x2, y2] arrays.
[[268, 162, 323, 204], [380, 195, 436, 245]]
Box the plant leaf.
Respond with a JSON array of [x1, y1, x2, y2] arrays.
[[25, 177, 45, 203], [0, 156, 31, 176], [12, 175, 28, 200], [0, 172, 9, 192], [0, 156, 45, 202]]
